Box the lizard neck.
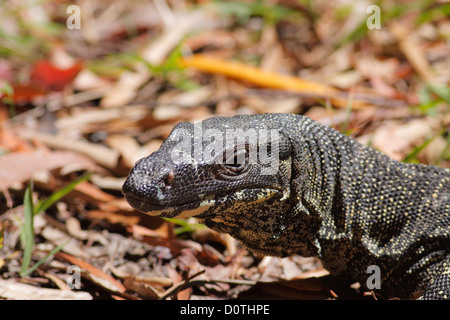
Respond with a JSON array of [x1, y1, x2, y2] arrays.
[[288, 120, 349, 253]]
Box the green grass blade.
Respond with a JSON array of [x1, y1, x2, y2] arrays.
[[162, 217, 205, 235], [21, 240, 69, 278], [0, 221, 5, 250], [20, 183, 35, 276], [33, 173, 91, 215], [402, 130, 444, 163], [341, 90, 354, 135], [428, 84, 450, 104], [20, 174, 90, 277]]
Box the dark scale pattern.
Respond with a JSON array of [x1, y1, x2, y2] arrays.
[[122, 113, 450, 299]]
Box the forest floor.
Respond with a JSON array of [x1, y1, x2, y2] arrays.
[[0, 0, 449, 300]]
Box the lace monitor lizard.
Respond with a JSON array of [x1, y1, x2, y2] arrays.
[[122, 113, 449, 299]]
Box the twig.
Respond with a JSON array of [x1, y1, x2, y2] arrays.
[[159, 270, 206, 300]]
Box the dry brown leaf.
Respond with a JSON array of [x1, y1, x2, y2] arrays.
[[84, 209, 140, 226], [357, 119, 438, 160], [56, 105, 149, 132], [39, 217, 90, 259], [0, 105, 10, 123], [165, 265, 192, 300], [73, 69, 112, 91], [156, 86, 212, 107], [389, 22, 435, 83], [136, 276, 173, 287], [242, 95, 301, 114], [259, 25, 285, 72], [0, 126, 33, 153], [185, 29, 236, 52], [0, 151, 95, 190], [141, 10, 206, 65], [100, 71, 149, 108], [152, 105, 185, 121], [99, 198, 138, 212], [43, 272, 72, 291], [143, 237, 202, 257], [105, 134, 147, 169], [65, 216, 90, 240], [326, 71, 362, 89], [0, 279, 92, 300], [19, 131, 119, 170], [56, 252, 126, 293], [291, 268, 330, 280], [281, 257, 305, 280], [123, 277, 162, 300], [129, 223, 173, 239], [355, 56, 399, 83], [73, 180, 116, 203], [423, 135, 447, 164], [90, 174, 126, 191]]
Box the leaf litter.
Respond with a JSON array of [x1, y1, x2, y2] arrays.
[[0, 0, 449, 300]]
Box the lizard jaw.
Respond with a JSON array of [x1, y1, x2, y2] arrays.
[[124, 188, 283, 219], [123, 193, 215, 218]]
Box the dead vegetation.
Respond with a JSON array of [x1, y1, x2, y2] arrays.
[[0, 0, 449, 300]]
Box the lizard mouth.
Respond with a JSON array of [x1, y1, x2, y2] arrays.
[[124, 188, 282, 219], [123, 194, 215, 218]]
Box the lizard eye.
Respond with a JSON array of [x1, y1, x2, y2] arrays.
[[219, 147, 249, 177]]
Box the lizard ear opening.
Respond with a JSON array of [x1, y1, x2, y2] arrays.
[[251, 130, 292, 177], [260, 131, 292, 161], [278, 131, 293, 160]]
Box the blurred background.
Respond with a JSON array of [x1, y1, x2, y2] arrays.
[[0, 0, 449, 300]]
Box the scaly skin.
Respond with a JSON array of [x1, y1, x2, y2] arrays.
[[122, 113, 450, 299]]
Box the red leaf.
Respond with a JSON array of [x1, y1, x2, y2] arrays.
[[10, 83, 46, 104], [30, 61, 83, 92]]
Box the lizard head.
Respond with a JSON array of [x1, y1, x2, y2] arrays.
[[122, 115, 307, 255], [122, 115, 293, 218]]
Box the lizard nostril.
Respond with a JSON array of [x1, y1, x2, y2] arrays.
[[163, 171, 175, 187]]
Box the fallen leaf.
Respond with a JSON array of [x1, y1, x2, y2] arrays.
[[181, 54, 336, 95], [389, 22, 435, 83], [163, 265, 193, 300], [100, 71, 149, 108], [30, 60, 83, 92], [55, 105, 149, 132], [0, 279, 92, 300], [105, 134, 145, 169], [0, 151, 95, 190], [181, 54, 368, 109], [9, 83, 47, 104], [141, 11, 206, 65], [19, 131, 119, 170], [0, 126, 33, 152], [357, 119, 438, 160], [84, 209, 140, 226], [129, 223, 173, 239], [123, 277, 161, 299], [56, 252, 126, 293]]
